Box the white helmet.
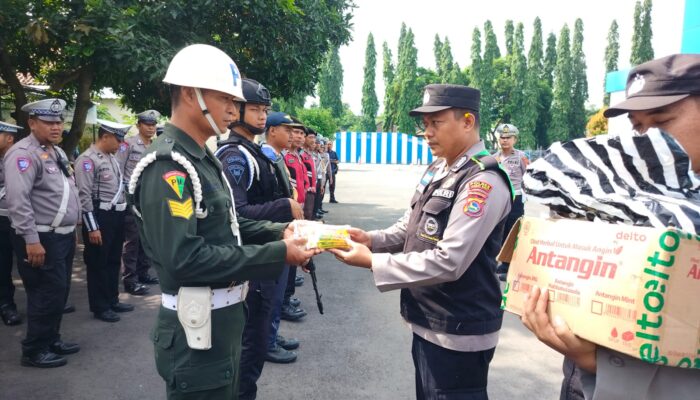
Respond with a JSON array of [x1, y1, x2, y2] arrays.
[[163, 44, 245, 101], [164, 44, 246, 136]]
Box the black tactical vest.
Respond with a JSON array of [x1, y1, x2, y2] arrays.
[[218, 134, 285, 204], [400, 151, 513, 336]]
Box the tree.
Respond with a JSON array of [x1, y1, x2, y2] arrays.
[[570, 18, 588, 139], [603, 20, 619, 106], [296, 107, 337, 138], [549, 24, 572, 143], [480, 20, 500, 144], [318, 47, 344, 119], [470, 27, 483, 87], [361, 33, 379, 131], [544, 32, 558, 86], [504, 20, 515, 56], [510, 23, 536, 148], [381, 40, 395, 131], [272, 92, 307, 116], [433, 34, 444, 77], [529, 19, 553, 148], [586, 108, 608, 136], [394, 28, 420, 134], [0, 0, 354, 155], [631, 0, 654, 65]]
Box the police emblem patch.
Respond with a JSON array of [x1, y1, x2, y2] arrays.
[[464, 196, 486, 217], [441, 177, 456, 188], [468, 180, 492, 197], [49, 99, 62, 112], [228, 164, 245, 185], [16, 157, 30, 172], [627, 74, 645, 97], [163, 171, 187, 199], [82, 160, 93, 172], [423, 90, 431, 105], [118, 143, 128, 153], [168, 198, 194, 220], [424, 217, 439, 235]]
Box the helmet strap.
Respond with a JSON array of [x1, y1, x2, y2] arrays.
[[194, 88, 224, 137]]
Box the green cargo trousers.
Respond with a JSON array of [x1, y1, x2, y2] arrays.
[[151, 303, 246, 399]]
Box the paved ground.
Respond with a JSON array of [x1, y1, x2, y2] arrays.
[[0, 163, 564, 400]]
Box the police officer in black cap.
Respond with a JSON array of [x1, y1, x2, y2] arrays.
[[75, 120, 135, 323], [332, 84, 514, 399], [0, 121, 22, 326], [215, 80, 305, 398]]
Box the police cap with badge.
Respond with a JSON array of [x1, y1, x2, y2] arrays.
[[0, 121, 22, 137], [266, 112, 296, 128], [97, 119, 130, 141], [136, 110, 161, 125], [496, 123, 519, 138], [410, 84, 480, 116], [21, 98, 67, 122], [604, 53, 700, 118]]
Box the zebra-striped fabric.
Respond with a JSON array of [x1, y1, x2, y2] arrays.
[[524, 128, 700, 234]]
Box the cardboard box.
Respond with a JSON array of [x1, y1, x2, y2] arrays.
[[498, 216, 700, 368]]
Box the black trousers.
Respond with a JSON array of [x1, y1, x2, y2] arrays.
[[284, 265, 297, 303], [412, 334, 495, 400], [122, 212, 150, 285], [238, 272, 285, 400], [328, 171, 337, 201], [313, 180, 323, 215], [11, 230, 75, 356], [501, 195, 524, 245], [0, 216, 17, 308], [83, 209, 126, 313]]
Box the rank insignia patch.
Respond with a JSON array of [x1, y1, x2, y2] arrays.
[[16, 157, 31, 172], [163, 171, 187, 199], [167, 198, 193, 219]]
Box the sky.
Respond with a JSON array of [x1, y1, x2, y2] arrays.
[[335, 0, 686, 115]]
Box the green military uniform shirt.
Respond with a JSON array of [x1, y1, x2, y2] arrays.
[[132, 124, 288, 293], [130, 123, 288, 399]]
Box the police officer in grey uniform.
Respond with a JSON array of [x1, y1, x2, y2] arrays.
[[332, 84, 514, 399], [76, 120, 135, 323], [4, 99, 81, 368], [0, 121, 22, 326], [117, 110, 161, 295]]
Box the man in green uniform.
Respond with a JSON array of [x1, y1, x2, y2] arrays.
[[128, 44, 316, 399]]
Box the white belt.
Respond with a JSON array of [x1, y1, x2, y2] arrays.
[[36, 225, 75, 234], [0, 209, 7, 217], [514, 189, 523, 196], [161, 284, 249, 311], [98, 202, 127, 212]]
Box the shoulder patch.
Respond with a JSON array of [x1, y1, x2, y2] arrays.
[[82, 160, 94, 172], [16, 157, 31, 172], [119, 143, 129, 153], [227, 163, 245, 184], [163, 170, 187, 199], [167, 198, 193, 220], [463, 195, 486, 218], [468, 180, 492, 196]]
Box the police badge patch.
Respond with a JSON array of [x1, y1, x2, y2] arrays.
[[16, 157, 31, 172], [82, 160, 93, 172], [424, 217, 439, 235]]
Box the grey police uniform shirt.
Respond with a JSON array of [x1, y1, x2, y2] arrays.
[[580, 347, 700, 400], [0, 154, 7, 214], [117, 134, 150, 183], [3, 133, 80, 243], [75, 144, 125, 214], [368, 141, 511, 352], [494, 149, 527, 193]]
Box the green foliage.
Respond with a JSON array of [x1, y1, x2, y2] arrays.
[[509, 23, 536, 148], [631, 0, 654, 65], [550, 24, 572, 143], [505, 20, 514, 56], [381, 40, 395, 131], [318, 47, 345, 119], [470, 27, 482, 87], [478, 20, 501, 145], [272, 92, 307, 116], [361, 33, 379, 131], [394, 28, 420, 134], [604, 20, 620, 106], [339, 105, 363, 132], [0, 0, 354, 154], [296, 107, 337, 138], [529, 19, 553, 148], [544, 32, 558, 87], [570, 18, 588, 139]]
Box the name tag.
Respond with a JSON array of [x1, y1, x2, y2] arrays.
[[433, 188, 455, 199]]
